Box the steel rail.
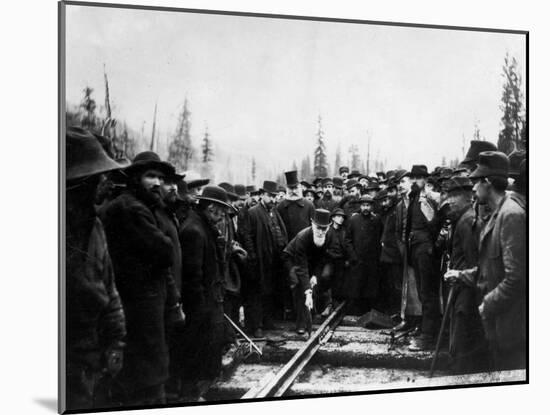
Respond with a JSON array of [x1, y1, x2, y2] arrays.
[[242, 301, 346, 399]]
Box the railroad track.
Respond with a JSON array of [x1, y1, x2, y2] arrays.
[[206, 304, 527, 401]]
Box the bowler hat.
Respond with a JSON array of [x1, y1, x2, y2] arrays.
[[285, 170, 299, 187], [339, 166, 350, 174], [124, 151, 175, 178], [444, 176, 473, 193], [333, 177, 344, 189], [462, 140, 498, 164], [234, 184, 247, 200], [395, 169, 410, 181], [312, 209, 331, 227], [218, 182, 239, 201], [260, 180, 278, 195], [346, 179, 361, 190], [469, 151, 509, 179], [66, 127, 124, 181], [410, 165, 429, 177], [366, 181, 380, 191], [196, 185, 232, 209], [330, 208, 347, 218], [348, 170, 361, 180], [358, 194, 376, 204]]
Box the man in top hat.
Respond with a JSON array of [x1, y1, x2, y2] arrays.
[[277, 171, 316, 241], [102, 151, 176, 405], [404, 165, 441, 351], [326, 208, 348, 305], [343, 194, 383, 315], [316, 177, 338, 211], [446, 151, 526, 370], [177, 185, 233, 399], [241, 181, 288, 337], [283, 209, 333, 335], [435, 177, 492, 374], [65, 127, 126, 411], [339, 166, 350, 181]]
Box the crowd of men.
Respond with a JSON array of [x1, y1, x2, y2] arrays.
[[66, 126, 527, 410]]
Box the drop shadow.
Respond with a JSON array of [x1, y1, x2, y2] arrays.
[[34, 398, 57, 412]]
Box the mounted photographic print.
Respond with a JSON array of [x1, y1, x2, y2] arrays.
[[59, 1, 528, 413]]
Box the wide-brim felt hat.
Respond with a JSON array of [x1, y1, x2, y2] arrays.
[[332, 177, 344, 189], [195, 185, 233, 209], [394, 169, 409, 181], [218, 182, 239, 201], [312, 209, 331, 227], [66, 127, 125, 181], [348, 170, 362, 179], [330, 207, 347, 218], [508, 150, 527, 178], [187, 178, 210, 190], [358, 194, 376, 204], [346, 179, 361, 190], [469, 151, 509, 179], [124, 151, 175, 178], [410, 165, 429, 177], [444, 177, 474, 193], [462, 140, 498, 164]]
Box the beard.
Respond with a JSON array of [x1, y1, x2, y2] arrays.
[[313, 234, 326, 247]]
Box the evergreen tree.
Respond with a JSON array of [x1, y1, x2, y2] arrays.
[[334, 143, 342, 176], [168, 98, 194, 171], [300, 156, 311, 180], [313, 115, 328, 178], [497, 53, 526, 154], [79, 86, 100, 132], [251, 158, 257, 183], [349, 145, 361, 171], [200, 126, 214, 178]]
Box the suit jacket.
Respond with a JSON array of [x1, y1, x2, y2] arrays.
[[277, 197, 315, 241]]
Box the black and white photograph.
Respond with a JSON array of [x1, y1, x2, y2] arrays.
[[59, 1, 527, 413]]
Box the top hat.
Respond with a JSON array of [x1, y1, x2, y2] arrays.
[[312, 209, 331, 227], [469, 151, 509, 179], [330, 207, 347, 218], [508, 150, 527, 179], [410, 165, 429, 177], [347, 170, 362, 180], [124, 151, 175, 178], [261, 180, 278, 195], [339, 166, 350, 174], [333, 177, 344, 189], [195, 185, 233, 209], [66, 127, 124, 181], [187, 178, 210, 190], [234, 184, 247, 200], [462, 140, 498, 164], [285, 170, 299, 187], [444, 176, 474, 193]]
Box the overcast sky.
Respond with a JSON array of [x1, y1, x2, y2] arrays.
[[65, 4, 526, 181]]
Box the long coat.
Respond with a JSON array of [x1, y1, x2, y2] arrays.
[[103, 191, 173, 392], [241, 203, 288, 294], [465, 194, 526, 354], [326, 224, 347, 299], [380, 202, 402, 264], [178, 209, 225, 381], [344, 212, 383, 299], [276, 197, 315, 241]]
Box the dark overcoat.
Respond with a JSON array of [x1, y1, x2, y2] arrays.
[[325, 224, 347, 298], [178, 209, 225, 381], [380, 203, 402, 264], [241, 203, 288, 294], [344, 212, 383, 299], [276, 197, 315, 241], [103, 191, 173, 392]]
